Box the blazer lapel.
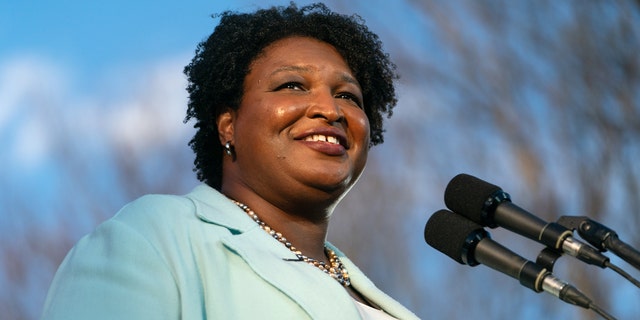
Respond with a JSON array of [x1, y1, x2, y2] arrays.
[[187, 185, 417, 319], [221, 228, 362, 319]]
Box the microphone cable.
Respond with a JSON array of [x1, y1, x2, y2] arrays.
[[589, 302, 617, 320], [603, 260, 640, 289], [556, 215, 640, 288]]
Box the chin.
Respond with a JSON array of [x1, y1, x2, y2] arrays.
[[301, 162, 366, 201], [315, 175, 360, 200]]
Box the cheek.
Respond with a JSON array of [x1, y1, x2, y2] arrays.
[[239, 97, 301, 133], [267, 96, 307, 127], [349, 110, 371, 145]]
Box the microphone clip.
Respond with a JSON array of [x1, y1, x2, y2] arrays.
[[556, 216, 615, 252]]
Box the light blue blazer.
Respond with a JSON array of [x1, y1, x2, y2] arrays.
[[41, 184, 419, 319]]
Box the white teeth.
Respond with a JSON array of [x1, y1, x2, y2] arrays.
[[304, 134, 340, 145]]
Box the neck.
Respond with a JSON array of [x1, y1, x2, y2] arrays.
[[228, 197, 351, 287], [221, 185, 333, 262], [270, 212, 330, 261]]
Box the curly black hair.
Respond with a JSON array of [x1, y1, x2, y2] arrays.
[[184, 2, 398, 189]]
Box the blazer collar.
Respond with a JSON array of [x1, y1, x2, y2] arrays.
[[221, 229, 364, 319], [185, 184, 417, 319], [185, 185, 360, 318], [186, 184, 257, 233]]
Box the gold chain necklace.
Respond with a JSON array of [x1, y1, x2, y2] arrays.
[[230, 199, 351, 287]]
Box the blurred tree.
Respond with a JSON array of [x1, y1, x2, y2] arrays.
[[343, 0, 640, 318], [0, 59, 197, 319]]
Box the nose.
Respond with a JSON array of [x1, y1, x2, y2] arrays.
[[306, 89, 344, 124]]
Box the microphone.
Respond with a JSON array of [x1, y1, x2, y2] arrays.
[[424, 209, 594, 309], [444, 174, 609, 268]]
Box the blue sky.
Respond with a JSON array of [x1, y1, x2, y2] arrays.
[[2, 1, 282, 90], [1, 1, 424, 85]]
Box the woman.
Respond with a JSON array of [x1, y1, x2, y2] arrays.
[[42, 3, 418, 319]]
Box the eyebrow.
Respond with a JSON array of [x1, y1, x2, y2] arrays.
[[270, 65, 361, 87], [269, 65, 311, 76]]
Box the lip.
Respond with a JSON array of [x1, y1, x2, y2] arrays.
[[294, 127, 349, 155]]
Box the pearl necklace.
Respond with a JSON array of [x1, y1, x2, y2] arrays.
[[230, 199, 351, 287]]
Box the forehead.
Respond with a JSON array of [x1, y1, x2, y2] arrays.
[[250, 36, 352, 73]]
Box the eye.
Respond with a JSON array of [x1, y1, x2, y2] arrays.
[[275, 82, 305, 91], [336, 92, 363, 109]]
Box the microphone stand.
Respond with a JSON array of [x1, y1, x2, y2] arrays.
[[557, 216, 640, 271], [556, 216, 640, 289]]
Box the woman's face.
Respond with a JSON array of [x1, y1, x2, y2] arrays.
[[229, 36, 370, 204]]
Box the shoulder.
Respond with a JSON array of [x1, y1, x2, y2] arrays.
[[103, 185, 220, 239], [115, 192, 195, 221], [58, 185, 237, 271], [110, 184, 225, 228], [102, 184, 251, 242]]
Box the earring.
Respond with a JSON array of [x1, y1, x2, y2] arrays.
[[224, 141, 235, 159]]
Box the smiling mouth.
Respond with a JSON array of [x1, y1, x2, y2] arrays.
[[304, 134, 341, 145]]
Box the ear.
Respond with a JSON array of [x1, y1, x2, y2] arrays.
[[216, 109, 235, 145]]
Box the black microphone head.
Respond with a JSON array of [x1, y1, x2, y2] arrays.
[[424, 209, 488, 266], [444, 173, 506, 227]]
